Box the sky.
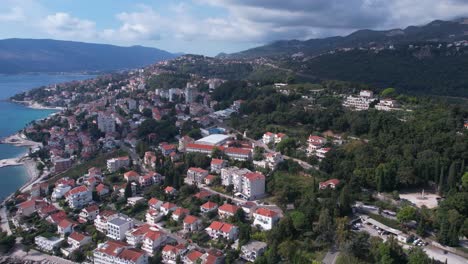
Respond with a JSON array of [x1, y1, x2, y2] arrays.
[[1, 0, 468, 56]]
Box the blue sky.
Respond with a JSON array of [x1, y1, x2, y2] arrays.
[[1, 0, 468, 56]]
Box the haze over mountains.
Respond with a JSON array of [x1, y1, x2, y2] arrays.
[[0, 39, 176, 74], [223, 18, 468, 58]]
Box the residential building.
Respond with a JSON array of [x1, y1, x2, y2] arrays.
[[57, 219, 76, 236], [107, 156, 130, 173], [107, 217, 134, 241], [343, 90, 377, 111], [148, 198, 163, 210], [210, 158, 227, 173], [172, 208, 189, 222], [124, 171, 140, 182], [224, 147, 252, 161], [240, 241, 267, 262], [93, 240, 148, 264], [183, 250, 204, 264], [126, 224, 153, 247], [97, 112, 116, 133], [375, 99, 400, 111], [200, 201, 218, 214], [319, 179, 340, 190], [79, 204, 99, 223], [205, 221, 239, 240], [141, 229, 167, 256], [185, 167, 209, 185], [262, 132, 275, 144], [144, 151, 156, 169], [183, 215, 201, 232], [218, 203, 240, 219], [146, 209, 163, 226], [160, 202, 177, 216], [95, 210, 118, 234], [64, 185, 92, 209], [35, 236, 63, 253], [178, 136, 194, 152], [68, 232, 92, 250], [162, 244, 187, 264], [307, 135, 327, 155], [53, 158, 72, 173], [96, 183, 110, 197], [316, 147, 331, 160], [253, 208, 280, 230]]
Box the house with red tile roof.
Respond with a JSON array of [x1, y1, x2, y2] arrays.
[[79, 204, 99, 223], [68, 231, 92, 250], [164, 186, 177, 196], [144, 151, 157, 169], [17, 199, 38, 217], [183, 250, 204, 264], [57, 218, 77, 236], [193, 190, 212, 200], [205, 221, 239, 240], [124, 170, 140, 182], [141, 229, 167, 256], [319, 179, 340, 190], [162, 244, 187, 264], [210, 158, 227, 173], [38, 204, 58, 218], [95, 183, 110, 197], [204, 174, 217, 185], [172, 208, 190, 222], [160, 202, 177, 216], [125, 224, 153, 247], [218, 203, 240, 219], [185, 167, 209, 185], [253, 208, 280, 230], [94, 241, 148, 264], [183, 215, 201, 232], [46, 211, 67, 225], [148, 198, 163, 210], [200, 201, 219, 214], [64, 185, 92, 209]]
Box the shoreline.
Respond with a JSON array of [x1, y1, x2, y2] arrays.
[[10, 99, 65, 110]]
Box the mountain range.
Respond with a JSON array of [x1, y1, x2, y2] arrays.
[[0, 39, 176, 74], [224, 18, 468, 59]]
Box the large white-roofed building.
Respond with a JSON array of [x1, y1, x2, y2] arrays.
[[195, 134, 231, 146]]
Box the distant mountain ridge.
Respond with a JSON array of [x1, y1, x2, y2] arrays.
[[224, 19, 468, 58], [0, 39, 176, 73]]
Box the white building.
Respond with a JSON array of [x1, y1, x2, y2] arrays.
[[95, 210, 118, 234], [253, 208, 280, 230], [185, 167, 209, 185], [141, 229, 167, 256], [375, 99, 400, 111], [97, 112, 116, 133], [94, 240, 148, 264], [222, 168, 265, 200], [107, 156, 130, 173], [205, 221, 239, 240], [35, 236, 63, 253], [210, 158, 227, 173], [162, 244, 187, 264], [107, 217, 134, 241], [240, 241, 267, 262], [64, 185, 92, 209], [68, 232, 92, 250], [342, 90, 377, 111], [51, 183, 72, 201]]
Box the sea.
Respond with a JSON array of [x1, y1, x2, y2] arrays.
[[0, 73, 95, 200]]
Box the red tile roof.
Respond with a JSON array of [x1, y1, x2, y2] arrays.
[[218, 203, 239, 214], [244, 172, 265, 181], [188, 167, 208, 174], [69, 232, 87, 242], [211, 158, 225, 165], [201, 201, 218, 210], [173, 208, 189, 217], [64, 185, 89, 197], [186, 250, 203, 262], [58, 218, 75, 229], [255, 208, 278, 218], [144, 230, 164, 241], [183, 215, 199, 224], [96, 241, 128, 257], [119, 248, 145, 262], [18, 199, 36, 209], [148, 198, 161, 206], [225, 147, 251, 155]]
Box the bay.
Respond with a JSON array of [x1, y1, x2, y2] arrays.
[[0, 73, 95, 199]]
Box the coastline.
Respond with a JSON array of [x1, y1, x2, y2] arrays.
[[10, 99, 65, 111]]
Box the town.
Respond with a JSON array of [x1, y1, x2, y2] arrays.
[[0, 54, 467, 264]]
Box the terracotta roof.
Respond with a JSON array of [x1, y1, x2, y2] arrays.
[[218, 203, 239, 214], [320, 179, 340, 186], [49, 211, 67, 224], [148, 198, 161, 206], [18, 199, 36, 209], [186, 250, 203, 262], [225, 147, 251, 155], [69, 232, 87, 242], [186, 143, 221, 151], [124, 171, 139, 177], [39, 204, 58, 215], [211, 158, 225, 165], [255, 208, 278, 218], [144, 230, 164, 241], [161, 202, 177, 210], [264, 132, 274, 136], [65, 185, 88, 197], [162, 244, 185, 254], [193, 190, 212, 199], [173, 208, 189, 216], [58, 218, 75, 229], [164, 186, 176, 193], [96, 183, 108, 193], [201, 201, 218, 210], [220, 222, 235, 233], [184, 215, 199, 224], [188, 167, 208, 174], [119, 248, 145, 262], [96, 241, 128, 257], [244, 172, 265, 181], [84, 204, 99, 212], [208, 221, 224, 231]]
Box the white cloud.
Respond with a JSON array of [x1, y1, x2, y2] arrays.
[[0, 6, 25, 22], [41, 12, 96, 39]]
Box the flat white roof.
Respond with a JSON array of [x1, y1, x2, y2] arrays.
[[195, 134, 231, 146]]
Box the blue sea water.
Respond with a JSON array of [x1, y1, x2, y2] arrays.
[[0, 73, 95, 199]]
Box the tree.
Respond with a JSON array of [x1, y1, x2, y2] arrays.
[[407, 247, 431, 264], [124, 183, 133, 199], [397, 206, 417, 223]]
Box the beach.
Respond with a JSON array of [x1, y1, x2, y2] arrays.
[[11, 99, 65, 110]]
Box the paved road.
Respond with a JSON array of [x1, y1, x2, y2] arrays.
[[322, 246, 340, 264]]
